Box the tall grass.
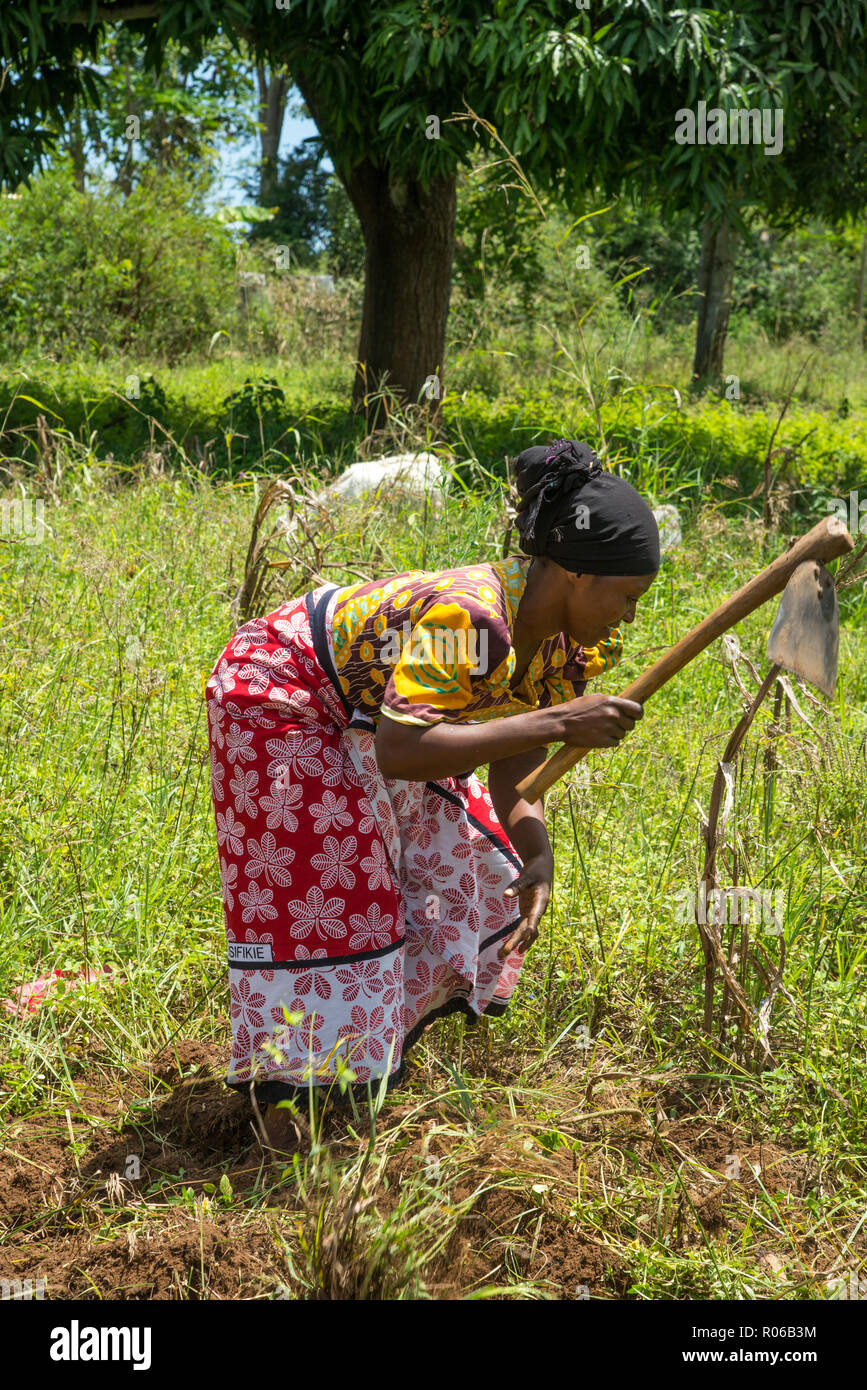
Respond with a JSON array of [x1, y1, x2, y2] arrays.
[[1, 430, 865, 1298]]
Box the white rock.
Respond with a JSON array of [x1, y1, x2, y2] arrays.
[[277, 453, 446, 540], [652, 504, 682, 552], [321, 452, 445, 504]]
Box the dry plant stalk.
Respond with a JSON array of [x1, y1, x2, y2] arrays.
[[700, 674, 833, 1065], [233, 476, 345, 625], [233, 480, 294, 625], [835, 538, 867, 592], [698, 665, 779, 1061], [695, 538, 859, 1067]]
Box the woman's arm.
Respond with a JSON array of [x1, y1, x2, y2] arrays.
[[375, 706, 557, 782], [488, 747, 551, 864], [374, 693, 643, 782], [488, 748, 554, 960]]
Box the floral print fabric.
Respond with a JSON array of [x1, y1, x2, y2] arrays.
[[205, 585, 528, 1098], [330, 555, 624, 726]]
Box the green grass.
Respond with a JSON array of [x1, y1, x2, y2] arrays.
[[3, 309, 867, 497], [1, 433, 865, 1299]]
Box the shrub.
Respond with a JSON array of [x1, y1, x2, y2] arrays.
[[0, 164, 237, 363]]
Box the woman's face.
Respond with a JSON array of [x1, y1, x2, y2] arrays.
[[564, 570, 657, 647]]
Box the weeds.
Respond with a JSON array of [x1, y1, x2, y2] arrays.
[[0, 291, 865, 1301]]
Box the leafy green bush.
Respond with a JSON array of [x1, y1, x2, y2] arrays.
[[221, 376, 287, 427], [441, 386, 867, 506], [0, 164, 237, 362], [569, 204, 863, 345], [324, 176, 366, 280], [730, 222, 862, 343], [2, 361, 865, 507], [585, 202, 703, 325]]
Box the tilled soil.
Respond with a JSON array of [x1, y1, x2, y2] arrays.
[[0, 1040, 857, 1300]]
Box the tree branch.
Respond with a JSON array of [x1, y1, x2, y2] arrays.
[[68, 5, 163, 21]]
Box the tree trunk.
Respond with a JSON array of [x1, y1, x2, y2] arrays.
[[856, 229, 867, 349], [692, 218, 738, 382], [291, 73, 457, 429], [256, 65, 288, 206], [68, 106, 86, 192], [343, 159, 456, 426]]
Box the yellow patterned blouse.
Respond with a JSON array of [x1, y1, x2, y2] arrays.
[[327, 556, 623, 727]]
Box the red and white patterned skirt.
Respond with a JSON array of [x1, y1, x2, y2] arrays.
[[204, 584, 525, 1102]]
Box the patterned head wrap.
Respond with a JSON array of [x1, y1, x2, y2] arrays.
[[513, 438, 660, 576]]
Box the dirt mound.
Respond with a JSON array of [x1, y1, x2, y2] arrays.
[[0, 1123, 68, 1227], [0, 1040, 293, 1299], [1, 1046, 857, 1299], [6, 1220, 285, 1301], [443, 1183, 628, 1298], [378, 1102, 631, 1298], [156, 1075, 257, 1155], [148, 1039, 229, 1085], [653, 1118, 811, 1197]]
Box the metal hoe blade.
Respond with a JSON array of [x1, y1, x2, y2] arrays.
[[765, 561, 839, 698]]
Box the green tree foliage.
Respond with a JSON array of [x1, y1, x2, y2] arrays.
[[59, 24, 254, 194], [4, 4, 865, 227], [452, 160, 548, 311], [324, 177, 365, 280], [2, 2, 865, 400], [245, 135, 331, 266], [730, 221, 866, 342]]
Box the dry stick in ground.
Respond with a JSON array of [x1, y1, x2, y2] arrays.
[[716, 588, 853, 1063], [35, 413, 62, 502], [774, 672, 818, 731], [748, 907, 787, 1072], [722, 633, 757, 702], [724, 726, 801, 1057], [763, 677, 786, 790], [835, 539, 867, 592], [719, 836, 741, 1049], [698, 664, 779, 1044], [749, 674, 791, 1050], [705, 600, 841, 1064], [759, 428, 817, 528], [248, 1083, 271, 1151], [569, 1107, 649, 1127], [582, 1070, 673, 1103], [749, 935, 804, 1033], [233, 479, 294, 625], [234, 476, 340, 625]]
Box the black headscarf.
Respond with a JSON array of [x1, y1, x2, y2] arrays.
[[513, 438, 660, 576]]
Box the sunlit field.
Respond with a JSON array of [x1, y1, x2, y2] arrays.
[[2, 442, 865, 1300]]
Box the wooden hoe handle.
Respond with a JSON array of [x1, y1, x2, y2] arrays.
[[515, 516, 854, 805]]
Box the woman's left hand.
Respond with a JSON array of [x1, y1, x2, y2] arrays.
[[498, 852, 554, 959]]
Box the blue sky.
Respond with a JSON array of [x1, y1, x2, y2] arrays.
[[212, 88, 324, 207]]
